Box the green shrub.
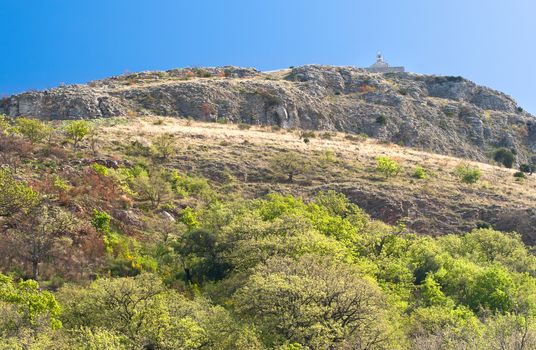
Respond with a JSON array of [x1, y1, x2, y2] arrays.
[[455, 163, 481, 184], [152, 133, 175, 159], [376, 156, 400, 178], [14, 117, 51, 143], [493, 148, 516, 168], [92, 209, 111, 234], [519, 163, 535, 175], [412, 165, 428, 179], [64, 120, 90, 148], [269, 151, 310, 182], [0, 169, 40, 216], [513, 171, 526, 179], [0, 114, 12, 135], [92, 163, 109, 176], [376, 115, 387, 125]]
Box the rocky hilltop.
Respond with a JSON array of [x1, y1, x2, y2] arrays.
[[2, 65, 535, 163]]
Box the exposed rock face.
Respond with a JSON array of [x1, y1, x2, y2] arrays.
[[1, 65, 534, 162]]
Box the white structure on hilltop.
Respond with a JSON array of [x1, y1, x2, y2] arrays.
[[364, 52, 405, 73]]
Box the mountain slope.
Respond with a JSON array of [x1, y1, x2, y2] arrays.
[[2, 65, 535, 163], [96, 116, 536, 244]]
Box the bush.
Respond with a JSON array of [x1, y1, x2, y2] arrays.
[[0, 169, 40, 216], [345, 133, 367, 142], [493, 148, 516, 168], [91, 163, 109, 176], [269, 151, 310, 182], [320, 132, 334, 140], [152, 133, 175, 159], [519, 163, 535, 175], [412, 165, 428, 179], [64, 120, 90, 149], [14, 117, 51, 143], [300, 130, 316, 139], [238, 123, 251, 130], [455, 163, 481, 184], [376, 156, 400, 178], [376, 115, 387, 125], [0, 114, 12, 135], [92, 209, 112, 233], [513, 171, 526, 179]]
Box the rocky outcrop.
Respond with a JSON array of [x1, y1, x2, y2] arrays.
[[1, 65, 534, 162]]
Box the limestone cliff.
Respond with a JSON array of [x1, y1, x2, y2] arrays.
[[2, 65, 535, 163]]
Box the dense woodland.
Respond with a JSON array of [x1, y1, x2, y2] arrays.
[[1, 115, 536, 349]]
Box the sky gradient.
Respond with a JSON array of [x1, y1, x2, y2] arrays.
[[1, 0, 535, 113]]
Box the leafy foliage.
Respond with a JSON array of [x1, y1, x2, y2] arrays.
[[494, 148, 516, 168], [0, 169, 39, 216], [269, 151, 310, 182], [2, 118, 536, 349], [64, 120, 90, 148], [14, 117, 51, 143], [455, 162, 481, 183], [376, 156, 400, 178]]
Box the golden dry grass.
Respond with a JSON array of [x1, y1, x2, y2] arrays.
[[98, 116, 536, 238]]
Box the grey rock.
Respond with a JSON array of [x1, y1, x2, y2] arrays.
[[1, 64, 534, 163]]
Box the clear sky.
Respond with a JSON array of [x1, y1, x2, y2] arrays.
[[1, 0, 535, 113]]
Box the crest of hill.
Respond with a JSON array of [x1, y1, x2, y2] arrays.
[[1, 65, 535, 163]]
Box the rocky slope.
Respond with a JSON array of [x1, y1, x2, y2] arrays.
[[2, 65, 535, 163]]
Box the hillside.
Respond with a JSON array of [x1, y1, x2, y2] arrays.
[[2, 72, 536, 349], [95, 116, 536, 244], [2, 65, 535, 164]]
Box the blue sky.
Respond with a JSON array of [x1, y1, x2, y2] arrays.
[[1, 0, 535, 113]]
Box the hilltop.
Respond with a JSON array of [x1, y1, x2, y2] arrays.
[[2, 65, 535, 164]]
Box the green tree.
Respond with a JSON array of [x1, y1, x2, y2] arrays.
[[494, 148, 516, 168], [131, 170, 173, 209], [58, 274, 257, 350], [174, 228, 230, 284], [152, 133, 176, 159], [269, 151, 310, 182], [0, 274, 61, 333], [64, 120, 90, 149], [408, 305, 482, 349], [455, 163, 481, 184], [468, 266, 515, 313], [14, 117, 51, 144], [8, 205, 76, 280], [412, 165, 427, 179], [484, 314, 536, 350], [233, 255, 396, 349], [520, 163, 535, 175], [376, 156, 400, 179], [0, 169, 39, 217]]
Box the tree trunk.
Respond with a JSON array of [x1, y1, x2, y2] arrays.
[[32, 260, 39, 280]]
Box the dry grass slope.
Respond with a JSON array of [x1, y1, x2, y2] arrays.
[[99, 116, 536, 243]]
